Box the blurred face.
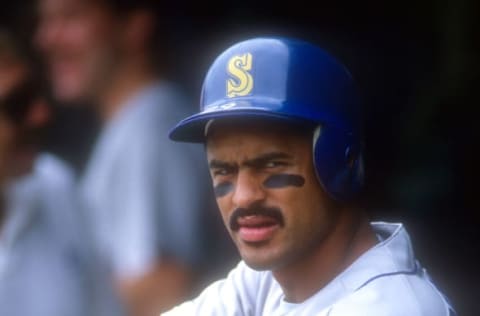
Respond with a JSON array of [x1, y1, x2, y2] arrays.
[[206, 121, 339, 271], [35, 0, 120, 102]]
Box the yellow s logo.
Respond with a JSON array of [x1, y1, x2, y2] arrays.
[[226, 53, 253, 98]]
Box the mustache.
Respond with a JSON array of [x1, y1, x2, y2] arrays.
[[229, 205, 284, 231]]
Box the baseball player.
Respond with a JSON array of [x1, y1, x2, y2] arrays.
[[162, 37, 455, 315]]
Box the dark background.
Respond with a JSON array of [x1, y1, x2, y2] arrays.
[[2, 0, 478, 314]]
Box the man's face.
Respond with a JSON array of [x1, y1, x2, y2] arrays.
[[206, 121, 339, 271], [35, 0, 120, 102]]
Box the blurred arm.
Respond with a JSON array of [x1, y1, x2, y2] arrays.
[[117, 258, 195, 316]]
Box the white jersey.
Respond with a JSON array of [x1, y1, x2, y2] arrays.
[[80, 81, 215, 278], [163, 222, 455, 316], [0, 153, 122, 316]]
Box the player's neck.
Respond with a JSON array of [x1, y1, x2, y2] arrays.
[[272, 209, 377, 303]]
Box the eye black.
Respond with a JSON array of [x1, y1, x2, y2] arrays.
[[263, 174, 305, 188], [214, 182, 234, 197]]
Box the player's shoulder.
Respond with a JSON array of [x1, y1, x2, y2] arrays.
[[329, 269, 454, 316], [129, 81, 193, 124], [34, 152, 76, 187]]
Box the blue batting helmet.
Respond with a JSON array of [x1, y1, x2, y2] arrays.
[[169, 37, 364, 201]]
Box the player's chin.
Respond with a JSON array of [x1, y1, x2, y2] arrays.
[[243, 258, 274, 271], [238, 247, 281, 271]]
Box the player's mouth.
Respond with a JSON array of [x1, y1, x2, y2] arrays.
[[229, 207, 284, 243], [236, 215, 281, 242]]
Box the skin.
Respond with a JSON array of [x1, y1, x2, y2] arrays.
[[35, 0, 156, 120], [206, 121, 377, 303], [36, 1, 193, 315], [35, 0, 119, 104]]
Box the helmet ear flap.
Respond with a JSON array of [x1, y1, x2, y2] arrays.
[[313, 126, 364, 201], [344, 142, 365, 196]]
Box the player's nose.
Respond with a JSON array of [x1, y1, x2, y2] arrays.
[[232, 170, 266, 209]]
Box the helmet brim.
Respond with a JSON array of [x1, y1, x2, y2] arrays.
[[169, 107, 314, 143]]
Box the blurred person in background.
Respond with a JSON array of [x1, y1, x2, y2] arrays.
[[35, 0, 236, 315], [0, 28, 122, 316]]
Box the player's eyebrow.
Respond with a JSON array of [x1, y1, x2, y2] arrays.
[[243, 152, 292, 168], [209, 152, 291, 170], [209, 160, 237, 170]]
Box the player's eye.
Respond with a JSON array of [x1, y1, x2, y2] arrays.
[[265, 161, 287, 168], [213, 166, 236, 177], [213, 168, 228, 176]]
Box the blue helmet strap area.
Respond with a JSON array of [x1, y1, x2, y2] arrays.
[[313, 125, 364, 201]]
